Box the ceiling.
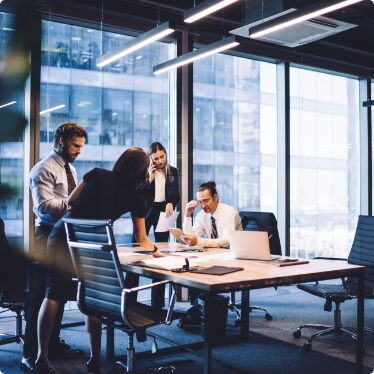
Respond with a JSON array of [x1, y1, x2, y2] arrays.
[[16, 0, 374, 77]]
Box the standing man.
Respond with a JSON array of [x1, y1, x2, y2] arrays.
[[21, 123, 87, 373], [181, 181, 242, 248]]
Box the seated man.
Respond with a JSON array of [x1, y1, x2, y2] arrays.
[[181, 181, 242, 248], [179, 181, 242, 325]]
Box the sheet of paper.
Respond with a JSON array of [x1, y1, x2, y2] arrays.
[[155, 211, 180, 232]]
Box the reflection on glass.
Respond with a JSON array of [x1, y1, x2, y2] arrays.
[[40, 20, 175, 242], [193, 54, 277, 216], [290, 68, 359, 259], [372, 83, 374, 215], [0, 12, 25, 244]]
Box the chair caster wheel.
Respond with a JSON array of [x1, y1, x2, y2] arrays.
[[303, 342, 312, 352], [265, 313, 272, 320], [293, 330, 301, 339]]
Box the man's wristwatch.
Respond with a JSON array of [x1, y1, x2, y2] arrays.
[[151, 245, 158, 253]]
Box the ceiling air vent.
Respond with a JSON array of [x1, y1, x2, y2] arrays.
[[230, 11, 357, 48]]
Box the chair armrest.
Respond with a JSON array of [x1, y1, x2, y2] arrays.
[[123, 279, 172, 294], [313, 257, 347, 261]]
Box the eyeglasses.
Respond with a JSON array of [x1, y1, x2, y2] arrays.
[[197, 196, 212, 206]]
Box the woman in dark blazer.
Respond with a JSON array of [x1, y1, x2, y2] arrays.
[[139, 142, 180, 308], [140, 142, 180, 242]]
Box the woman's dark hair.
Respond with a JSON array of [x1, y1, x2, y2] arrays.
[[147, 141, 173, 181], [197, 181, 218, 197], [53, 122, 87, 148], [112, 147, 150, 187]]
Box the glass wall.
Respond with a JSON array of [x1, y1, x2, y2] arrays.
[[372, 83, 374, 214], [192, 55, 277, 219], [289, 68, 360, 259], [0, 12, 25, 246], [40, 20, 175, 242]]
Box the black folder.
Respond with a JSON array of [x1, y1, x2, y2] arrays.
[[191, 265, 243, 275]]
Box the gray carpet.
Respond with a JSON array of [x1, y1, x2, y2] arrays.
[[1, 285, 374, 373]]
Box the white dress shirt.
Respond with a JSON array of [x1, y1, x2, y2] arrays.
[[183, 202, 242, 248], [29, 150, 77, 227]]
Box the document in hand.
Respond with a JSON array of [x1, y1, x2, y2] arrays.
[[155, 211, 180, 232], [130, 256, 194, 270]]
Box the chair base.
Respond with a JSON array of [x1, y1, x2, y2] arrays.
[[0, 302, 24, 346], [293, 308, 374, 352], [112, 361, 176, 373], [229, 303, 272, 326]]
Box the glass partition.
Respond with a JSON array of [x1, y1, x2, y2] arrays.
[[289, 68, 360, 259], [192, 55, 277, 219], [40, 20, 175, 242], [0, 12, 26, 247]]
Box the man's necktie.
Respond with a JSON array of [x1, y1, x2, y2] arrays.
[[211, 216, 218, 239], [65, 163, 76, 195]]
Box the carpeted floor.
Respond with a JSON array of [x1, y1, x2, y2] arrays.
[[1, 284, 374, 373]]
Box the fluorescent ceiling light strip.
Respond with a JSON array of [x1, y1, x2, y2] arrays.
[[250, 0, 364, 38], [40, 104, 66, 115], [153, 36, 239, 75], [96, 22, 174, 67], [0, 101, 17, 109], [184, 0, 240, 24]]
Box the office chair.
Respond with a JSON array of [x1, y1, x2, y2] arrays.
[[293, 215, 374, 352], [229, 212, 282, 324], [0, 218, 30, 346], [63, 217, 177, 373]]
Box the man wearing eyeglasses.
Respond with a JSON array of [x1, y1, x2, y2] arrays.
[[181, 181, 242, 248]]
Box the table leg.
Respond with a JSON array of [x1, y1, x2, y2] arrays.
[[106, 324, 114, 363], [356, 271, 364, 374], [203, 292, 213, 374], [240, 289, 249, 338]]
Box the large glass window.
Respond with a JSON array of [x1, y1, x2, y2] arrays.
[[40, 20, 175, 242], [290, 68, 360, 259], [0, 12, 26, 247], [193, 54, 277, 218], [372, 82, 374, 214]]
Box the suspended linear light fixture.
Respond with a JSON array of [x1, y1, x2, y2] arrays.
[[184, 0, 240, 23], [153, 35, 239, 75], [249, 0, 364, 39], [96, 21, 175, 67]]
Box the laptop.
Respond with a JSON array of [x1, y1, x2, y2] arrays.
[[228, 231, 279, 261]]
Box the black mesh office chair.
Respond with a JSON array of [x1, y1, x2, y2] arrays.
[[0, 218, 30, 346], [229, 211, 282, 324], [293, 215, 374, 352], [63, 217, 177, 373]]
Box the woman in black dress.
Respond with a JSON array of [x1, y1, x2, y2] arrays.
[[35, 147, 163, 374]]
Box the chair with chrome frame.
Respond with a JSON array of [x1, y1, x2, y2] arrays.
[[293, 214, 374, 352], [0, 217, 31, 347], [63, 217, 177, 373], [228, 211, 282, 324]]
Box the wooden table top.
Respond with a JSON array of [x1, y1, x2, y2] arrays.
[[118, 242, 365, 293]]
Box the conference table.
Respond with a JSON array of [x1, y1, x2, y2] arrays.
[[118, 243, 365, 374]]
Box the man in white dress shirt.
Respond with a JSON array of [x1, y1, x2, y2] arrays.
[[22, 123, 87, 374], [181, 181, 242, 247]]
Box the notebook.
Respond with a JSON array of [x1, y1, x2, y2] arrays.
[[228, 230, 279, 261]]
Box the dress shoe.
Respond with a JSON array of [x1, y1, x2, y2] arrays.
[[87, 357, 101, 374], [59, 337, 71, 349], [49, 341, 84, 360], [35, 356, 55, 374], [20, 357, 37, 373]]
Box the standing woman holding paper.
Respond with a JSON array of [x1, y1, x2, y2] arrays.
[[139, 142, 180, 309], [140, 142, 180, 242]]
